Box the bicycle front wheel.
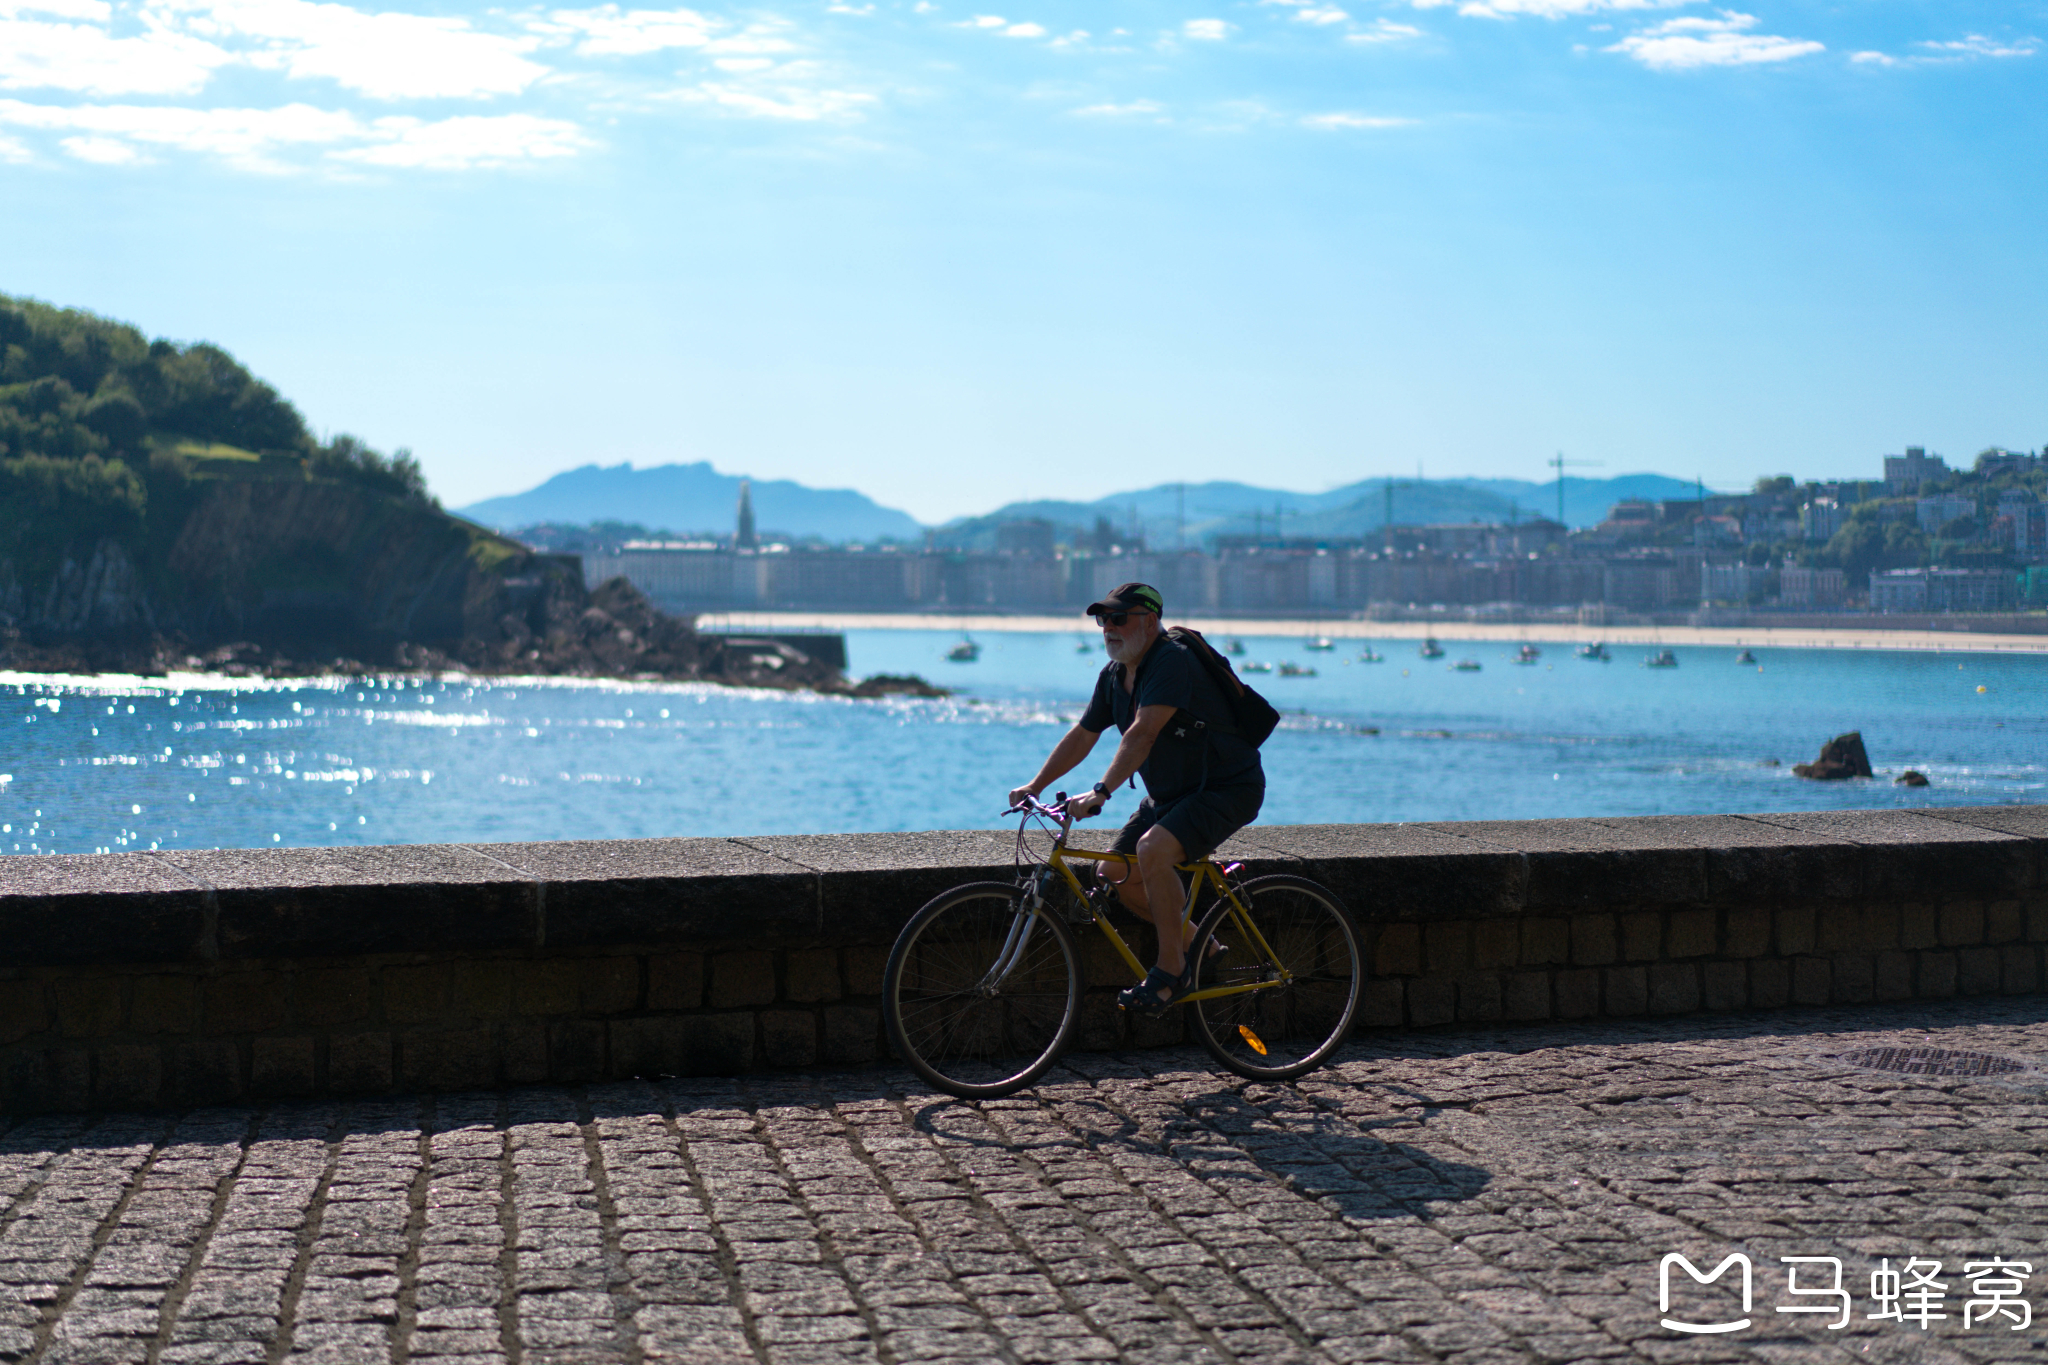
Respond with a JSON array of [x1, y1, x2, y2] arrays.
[[883, 881, 1081, 1099], [1189, 874, 1362, 1081]]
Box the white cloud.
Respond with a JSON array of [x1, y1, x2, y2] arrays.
[[666, 79, 874, 120], [824, 1, 871, 12], [0, 95, 588, 169], [1920, 33, 2037, 59], [167, 0, 549, 99], [964, 14, 1004, 27], [60, 130, 141, 159], [1347, 18, 1421, 42], [1416, 0, 1687, 17], [1295, 6, 1348, 23], [1182, 17, 1231, 40], [1073, 98, 1161, 116], [336, 112, 587, 166], [0, 15, 232, 95], [533, 5, 718, 56], [700, 22, 794, 55], [712, 56, 772, 71], [1608, 12, 1820, 69], [0, 131, 31, 159], [1858, 32, 2040, 67], [0, 96, 361, 168], [1002, 20, 1041, 37], [1, 0, 111, 18], [1301, 111, 1413, 128]]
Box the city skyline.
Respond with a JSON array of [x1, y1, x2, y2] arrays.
[[1, 0, 2040, 520]]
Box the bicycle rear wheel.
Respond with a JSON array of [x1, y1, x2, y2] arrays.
[[883, 881, 1081, 1099], [1189, 874, 1362, 1081]]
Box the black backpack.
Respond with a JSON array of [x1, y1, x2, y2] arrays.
[[1165, 626, 1281, 748]]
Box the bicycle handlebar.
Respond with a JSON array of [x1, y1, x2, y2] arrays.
[[1002, 792, 1079, 834]]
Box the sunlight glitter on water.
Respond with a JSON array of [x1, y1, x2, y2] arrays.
[[0, 629, 2042, 853]]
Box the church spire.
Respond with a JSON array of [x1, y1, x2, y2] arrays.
[[735, 478, 758, 550]]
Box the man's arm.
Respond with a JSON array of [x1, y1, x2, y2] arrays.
[[1008, 724, 1102, 809], [1070, 704, 1174, 817]]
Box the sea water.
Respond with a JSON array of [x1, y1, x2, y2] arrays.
[[0, 630, 2041, 854]]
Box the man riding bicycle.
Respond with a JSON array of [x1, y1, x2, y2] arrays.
[[1007, 582, 1265, 1017]]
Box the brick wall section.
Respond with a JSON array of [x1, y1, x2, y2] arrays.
[[0, 806, 2043, 1111]]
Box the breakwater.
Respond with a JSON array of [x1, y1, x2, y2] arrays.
[[0, 806, 2042, 1112]]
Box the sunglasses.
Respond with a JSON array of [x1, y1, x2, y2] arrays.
[[1091, 609, 1153, 627]]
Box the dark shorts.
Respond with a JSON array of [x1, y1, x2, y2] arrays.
[[1109, 784, 1264, 863]]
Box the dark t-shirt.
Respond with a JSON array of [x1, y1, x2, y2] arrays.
[[1078, 635, 1264, 804]]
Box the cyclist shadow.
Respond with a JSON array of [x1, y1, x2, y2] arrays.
[[1173, 1083, 1491, 1221], [908, 1078, 1489, 1224]]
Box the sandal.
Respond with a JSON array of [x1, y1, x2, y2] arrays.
[[1117, 962, 1194, 1018]]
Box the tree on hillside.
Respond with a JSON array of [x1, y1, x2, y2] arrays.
[[0, 297, 313, 457], [314, 435, 435, 507], [1819, 510, 1928, 582], [0, 293, 436, 508]]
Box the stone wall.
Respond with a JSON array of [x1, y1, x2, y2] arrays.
[[0, 807, 2043, 1112]]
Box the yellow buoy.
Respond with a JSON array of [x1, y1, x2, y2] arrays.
[[1977, 684, 1988, 693], [1237, 1025, 1268, 1056]]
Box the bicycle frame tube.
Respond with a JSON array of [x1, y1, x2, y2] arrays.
[[1043, 848, 1293, 1003]]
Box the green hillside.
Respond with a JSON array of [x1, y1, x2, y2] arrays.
[[0, 294, 532, 669], [0, 292, 432, 508]]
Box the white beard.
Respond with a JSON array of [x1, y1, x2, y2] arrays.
[[1104, 630, 1151, 665]]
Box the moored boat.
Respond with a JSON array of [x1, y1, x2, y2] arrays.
[[946, 637, 981, 662], [1736, 649, 1756, 664], [1277, 661, 1317, 678], [1419, 638, 1445, 659], [1513, 643, 1541, 665], [1644, 649, 1678, 668], [1453, 659, 1482, 672], [1578, 642, 1610, 661]]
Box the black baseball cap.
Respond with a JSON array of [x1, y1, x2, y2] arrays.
[[1085, 582, 1163, 617]]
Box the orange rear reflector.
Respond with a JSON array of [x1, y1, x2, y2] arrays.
[[1237, 1025, 1268, 1056]]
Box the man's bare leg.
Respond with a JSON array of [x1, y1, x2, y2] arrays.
[[1110, 826, 1194, 979]]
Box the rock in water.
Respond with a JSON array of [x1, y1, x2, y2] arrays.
[[1793, 731, 1874, 781], [1895, 769, 1930, 787]]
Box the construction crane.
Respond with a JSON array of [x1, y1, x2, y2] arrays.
[[1379, 469, 1429, 540], [1547, 452, 1602, 528]]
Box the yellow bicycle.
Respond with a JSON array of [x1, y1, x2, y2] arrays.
[[882, 795, 1363, 1098]]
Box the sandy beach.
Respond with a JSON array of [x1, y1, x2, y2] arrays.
[[697, 611, 2048, 655]]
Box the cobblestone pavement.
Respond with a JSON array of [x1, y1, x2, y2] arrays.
[[6, 999, 2048, 1364]]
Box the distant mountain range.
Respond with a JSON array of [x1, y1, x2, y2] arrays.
[[460, 463, 1709, 546], [458, 463, 925, 543], [933, 474, 1705, 549]]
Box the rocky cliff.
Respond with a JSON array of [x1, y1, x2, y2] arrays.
[[0, 470, 849, 687]]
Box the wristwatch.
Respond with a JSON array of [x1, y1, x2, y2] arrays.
[[1091, 782, 1112, 802]]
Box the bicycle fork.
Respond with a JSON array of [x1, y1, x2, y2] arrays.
[[976, 907, 1041, 994]]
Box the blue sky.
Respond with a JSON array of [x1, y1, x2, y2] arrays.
[[0, 0, 2041, 522]]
